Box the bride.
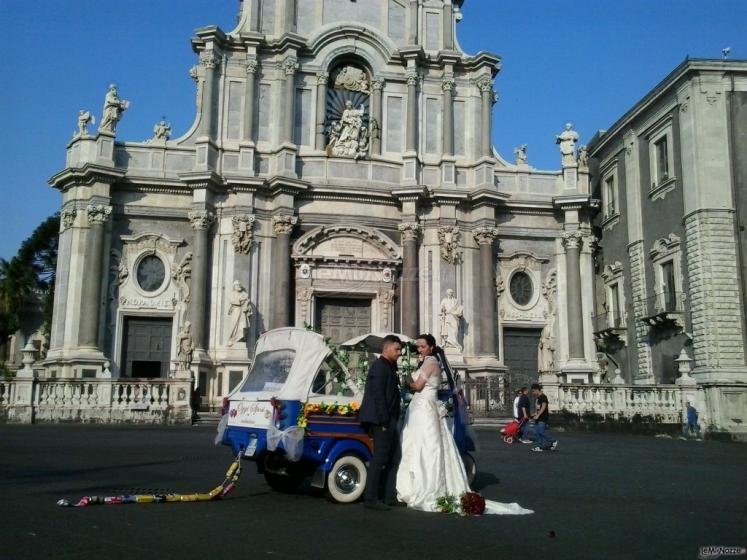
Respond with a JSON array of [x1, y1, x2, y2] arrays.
[[396, 333, 533, 515]]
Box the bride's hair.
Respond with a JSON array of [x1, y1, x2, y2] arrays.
[[416, 333, 437, 353]]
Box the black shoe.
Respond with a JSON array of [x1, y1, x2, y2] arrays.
[[363, 501, 391, 511], [385, 499, 405, 507]]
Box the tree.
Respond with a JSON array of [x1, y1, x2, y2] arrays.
[[0, 213, 60, 359]]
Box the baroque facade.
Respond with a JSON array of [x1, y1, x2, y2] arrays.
[[44, 0, 599, 411], [589, 59, 747, 437]]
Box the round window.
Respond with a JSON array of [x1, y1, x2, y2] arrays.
[[509, 271, 533, 306], [136, 255, 166, 292]]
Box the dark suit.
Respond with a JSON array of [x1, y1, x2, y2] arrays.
[[359, 356, 401, 504]]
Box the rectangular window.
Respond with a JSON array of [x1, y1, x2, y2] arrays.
[[604, 174, 617, 217], [655, 136, 669, 184], [385, 95, 403, 153], [609, 283, 623, 327], [661, 260, 677, 311]]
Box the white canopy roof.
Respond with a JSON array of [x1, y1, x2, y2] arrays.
[[246, 328, 333, 401]]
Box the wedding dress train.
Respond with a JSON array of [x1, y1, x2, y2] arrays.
[[396, 356, 533, 515]]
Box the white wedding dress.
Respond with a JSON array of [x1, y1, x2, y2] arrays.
[[396, 356, 533, 515]]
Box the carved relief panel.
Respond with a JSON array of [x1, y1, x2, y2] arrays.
[[497, 251, 550, 324]]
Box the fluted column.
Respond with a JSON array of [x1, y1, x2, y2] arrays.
[[474, 227, 499, 355], [315, 71, 328, 151], [562, 231, 585, 360], [282, 56, 299, 144], [442, 78, 455, 156], [78, 204, 111, 348], [272, 215, 297, 329], [199, 51, 220, 138], [371, 78, 384, 155], [477, 77, 494, 158], [406, 71, 418, 153], [188, 210, 215, 351], [398, 222, 420, 338], [243, 58, 258, 142]]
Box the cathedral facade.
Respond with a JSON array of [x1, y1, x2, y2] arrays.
[[45, 0, 599, 411]]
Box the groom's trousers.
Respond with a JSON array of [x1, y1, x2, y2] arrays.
[[364, 417, 401, 504]]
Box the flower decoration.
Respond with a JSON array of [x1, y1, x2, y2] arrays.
[[296, 401, 361, 430], [435, 494, 459, 514], [435, 492, 486, 516]]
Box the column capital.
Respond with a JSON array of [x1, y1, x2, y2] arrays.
[[406, 71, 419, 87], [473, 226, 499, 246], [316, 71, 329, 84], [476, 76, 493, 94], [61, 208, 77, 231], [272, 214, 297, 235], [398, 221, 420, 241], [441, 78, 455, 92], [282, 56, 299, 76], [371, 78, 385, 91], [86, 204, 111, 226], [561, 230, 584, 250], [245, 58, 259, 74], [188, 210, 215, 231], [199, 51, 221, 69]]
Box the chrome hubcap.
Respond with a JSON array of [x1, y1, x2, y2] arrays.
[[334, 464, 360, 494]]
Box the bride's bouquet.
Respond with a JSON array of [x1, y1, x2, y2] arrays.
[[435, 492, 486, 516]]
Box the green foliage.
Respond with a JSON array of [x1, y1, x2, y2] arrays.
[[0, 213, 60, 344]]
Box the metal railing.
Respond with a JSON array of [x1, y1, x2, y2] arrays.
[[643, 291, 687, 316], [463, 377, 510, 418], [592, 312, 625, 333]]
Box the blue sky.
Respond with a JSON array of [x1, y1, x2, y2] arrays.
[[1, 0, 745, 260]]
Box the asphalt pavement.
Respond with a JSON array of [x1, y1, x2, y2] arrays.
[[0, 424, 745, 560]]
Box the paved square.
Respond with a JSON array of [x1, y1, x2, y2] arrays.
[[0, 425, 744, 560]]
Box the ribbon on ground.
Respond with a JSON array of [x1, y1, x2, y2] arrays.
[[56, 450, 243, 507]]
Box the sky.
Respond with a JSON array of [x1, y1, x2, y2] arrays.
[[1, 0, 745, 260]]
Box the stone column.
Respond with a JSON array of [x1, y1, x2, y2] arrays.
[[562, 231, 585, 360], [272, 215, 297, 329], [78, 204, 111, 348], [477, 77, 495, 158], [282, 56, 299, 144], [442, 78, 455, 156], [243, 58, 258, 142], [188, 210, 215, 351], [474, 227, 499, 355], [371, 78, 384, 155], [406, 71, 419, 153], [199, 51, 220, 138], [315, 71, 329, 151], [398, 222, 420, 338]]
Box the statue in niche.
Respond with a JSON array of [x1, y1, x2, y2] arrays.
[[177, 322, 194, 371], [327, 100, 369, 159], [99, 84, 130, 133], [227, 281, 252, 347], [440, 289, 464, 353], [556, 122, 579, 166], [537, 322, 556, 373], [77, 110, 95, 137], [332, 65, 370, 93]]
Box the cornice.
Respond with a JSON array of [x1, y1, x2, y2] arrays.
[[178, 170, 224, 191], [553, 194, 591, 210], [49, 164, 126, 191]]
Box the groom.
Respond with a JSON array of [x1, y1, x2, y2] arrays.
[[358, 334, 403, 510]]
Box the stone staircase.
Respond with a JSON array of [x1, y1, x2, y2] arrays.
[[193, 411, 222, 427]]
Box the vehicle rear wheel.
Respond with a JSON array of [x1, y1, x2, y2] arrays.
[[325, 454, 367, 504], [461, 452, 477, 487]]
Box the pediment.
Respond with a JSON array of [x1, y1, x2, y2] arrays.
[[293, 225, 400, 261]]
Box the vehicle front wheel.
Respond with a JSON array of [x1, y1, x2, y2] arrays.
[[325, 454, 367, 504], [461, 453, 477, 487]]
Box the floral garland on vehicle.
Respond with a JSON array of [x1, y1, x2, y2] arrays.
[[435, 492, 486, 516], [296, 401, 361, 429]]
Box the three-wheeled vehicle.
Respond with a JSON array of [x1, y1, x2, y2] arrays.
[[219, 328, 477, 503]]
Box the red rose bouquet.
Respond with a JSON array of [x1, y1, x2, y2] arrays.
[[460, 492, 486, 516]]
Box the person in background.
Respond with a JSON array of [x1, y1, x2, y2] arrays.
[[517, 387, 532, 444], [530, 383, 557, 452], [680, 401, 703, 441]]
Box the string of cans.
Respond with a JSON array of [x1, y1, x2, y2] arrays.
[[56, 450, 243, 507]]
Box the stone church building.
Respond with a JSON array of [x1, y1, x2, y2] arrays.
[[45, 0, 600, 410]]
